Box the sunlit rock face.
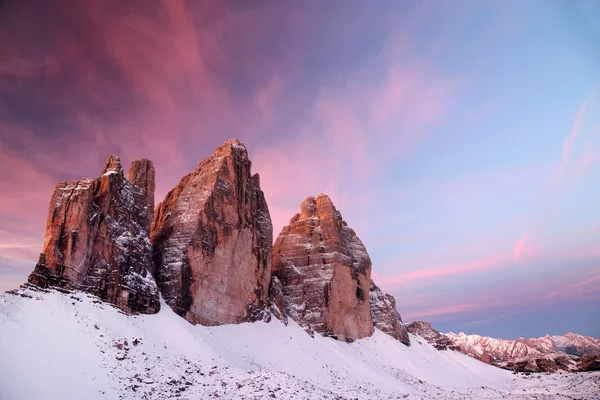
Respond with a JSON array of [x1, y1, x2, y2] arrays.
[[272, 194, 373, 342], [27, 156, 159, 314], [151, 139, 273, 326], [369, 280, 411, 346]]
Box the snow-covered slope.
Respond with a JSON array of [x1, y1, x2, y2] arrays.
[[1, 289, 598, 400]]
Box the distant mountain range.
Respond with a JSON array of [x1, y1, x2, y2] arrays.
[[408, 321, 600, 372]]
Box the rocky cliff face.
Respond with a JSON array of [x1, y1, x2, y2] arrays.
[[27, 156, 159, 314], [151, 139, 272, 326], [369, 280, 410, 346], [271, 194, 373, 342]]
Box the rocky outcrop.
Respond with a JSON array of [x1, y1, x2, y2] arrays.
[[27, 155, 159, 314], [500, 355, 577, 373], [406, 321, 459, 351], [151, 139, 272, 326], [271, 194, 373, 342], [369, 280, 410, 346], [578, 355, 600, 371]]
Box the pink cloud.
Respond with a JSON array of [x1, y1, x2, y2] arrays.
[[0, 141, 56, 237], [377, 253, 511, 291], [509, 90, 599, 260], [254, 62, 453, 235], [544, 268, 600, 300], [574, 146, 598, 182], [401, 269, 600, 323], [254, 77, 284, 130], [0, 0, 455, 249], [403, 303, 473, 321], [370, 64, 451, 134], [513, 231, 530, 259]]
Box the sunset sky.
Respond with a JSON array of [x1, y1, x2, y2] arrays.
[[1, 0, 599, 339]]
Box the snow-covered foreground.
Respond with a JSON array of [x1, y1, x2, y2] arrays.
[[0, 289, 598, 400]]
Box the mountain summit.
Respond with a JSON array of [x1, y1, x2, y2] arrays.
[[271, 194, 374, 341], [151, 139, 273, 326]]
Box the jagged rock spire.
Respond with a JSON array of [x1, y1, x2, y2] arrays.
[[151, 139, 273, 325], [101, 154, 124, 175], [272, 193, 374, 342]]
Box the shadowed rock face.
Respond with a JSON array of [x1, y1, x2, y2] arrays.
[[27, 156, 159, 314], [151, 139, 273, 326], [268, 276, 287, 324], [369, 280, 410, 346], [272, 194, 373, 342]]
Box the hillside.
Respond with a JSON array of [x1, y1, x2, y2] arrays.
[[1, 288, 598, 400]]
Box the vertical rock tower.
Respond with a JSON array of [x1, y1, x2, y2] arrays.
[[151, 139, 273, 325], [27, 156, 159, 314], [272, 194, 373, 341]]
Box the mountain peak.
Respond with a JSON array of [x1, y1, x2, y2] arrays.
[[212, 138, 248, 159], [101, 154, 124, 176], [273, 192, 373, 342], [152, 137, 272, 326]]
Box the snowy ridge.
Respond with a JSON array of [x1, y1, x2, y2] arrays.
[[516, 333, 600, 357], [446, 332, 541, 361], [443, 331, 600, 372], [1, 288, 598, 400]]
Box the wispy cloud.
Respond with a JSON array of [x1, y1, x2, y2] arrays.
[[544, 268, 600, 300], [377, 253, 511, 290], [553, 100, 589, 187], [512, 87, 600, 267], [403, 303, 473, 321], [513, 231, 530, 259]]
